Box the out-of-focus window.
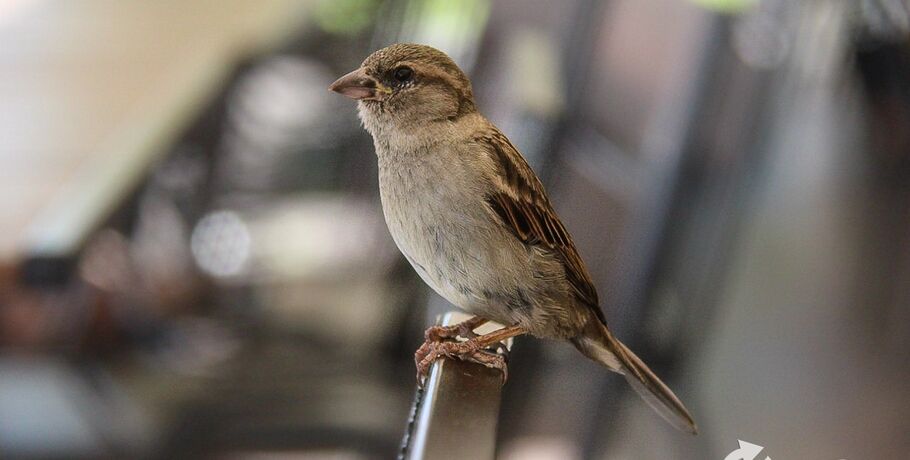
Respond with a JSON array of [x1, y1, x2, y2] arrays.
[[584, 0, 707, 156]]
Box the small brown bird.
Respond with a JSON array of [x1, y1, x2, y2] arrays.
[[330, 43, 697, 434]]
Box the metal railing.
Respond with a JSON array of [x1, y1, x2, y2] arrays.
[[399, 312, 512, 460]]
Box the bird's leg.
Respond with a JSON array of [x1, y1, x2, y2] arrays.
[[414, 316, 488, 367], [416, 325, 527, 386], [426, 316, 488, 341]]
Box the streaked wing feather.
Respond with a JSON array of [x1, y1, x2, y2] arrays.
[[477, 129, 604, 321]]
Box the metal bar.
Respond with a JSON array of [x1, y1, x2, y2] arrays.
[[400, 312, 511, 460]]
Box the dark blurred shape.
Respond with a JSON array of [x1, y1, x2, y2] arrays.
[[853, 0, 910, 353]]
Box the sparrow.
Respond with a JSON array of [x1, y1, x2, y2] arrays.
[[329, 43, 697, 434]]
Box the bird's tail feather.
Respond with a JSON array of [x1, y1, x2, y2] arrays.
[[572, 322, 698, 434]]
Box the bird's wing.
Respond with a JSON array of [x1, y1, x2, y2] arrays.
[[476, 128, 604, 321]]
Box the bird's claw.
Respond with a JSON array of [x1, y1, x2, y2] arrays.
[[414, 338, 509, 387]]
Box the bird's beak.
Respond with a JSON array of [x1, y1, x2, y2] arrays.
[[328, 68, 390, 100]]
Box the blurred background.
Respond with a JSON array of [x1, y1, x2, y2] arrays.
[[1, 0, 909, 458]]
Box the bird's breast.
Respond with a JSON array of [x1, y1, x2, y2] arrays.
[[376, 145, 499, 309]]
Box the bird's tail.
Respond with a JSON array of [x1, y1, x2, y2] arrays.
[[572, 321, 698, 434]]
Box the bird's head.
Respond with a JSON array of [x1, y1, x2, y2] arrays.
[[329, 44, 476, 135]]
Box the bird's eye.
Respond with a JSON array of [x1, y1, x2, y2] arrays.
[[393, 66, 414, 83]]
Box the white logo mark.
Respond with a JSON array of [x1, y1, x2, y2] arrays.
[[724, 440, 772, 460]]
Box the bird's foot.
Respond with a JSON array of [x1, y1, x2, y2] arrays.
[[415, 338, 508, 386], [414, 316, 490, 384], [414, 323, 526, 387]]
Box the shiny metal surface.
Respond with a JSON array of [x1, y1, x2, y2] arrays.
[[401, 312, 511, 460]]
